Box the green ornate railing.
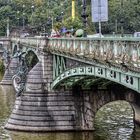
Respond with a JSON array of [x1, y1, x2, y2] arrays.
[[51, 64, 140, 92], [48, 37, 140, 72], [10, 37, 140, 92]]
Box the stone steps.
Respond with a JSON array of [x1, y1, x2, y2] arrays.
[[22, 92, 73, 97], [5, 90, 78, 131], [16, 96, 74, 102], [15, 101, 75, 106], [10, 115, 74, 121], [1, 58, 18, 85], [12, 109, 75, 116], [8, 119, 76, 126], [14, 105, 75, 111], [6, 123, 79, 132]]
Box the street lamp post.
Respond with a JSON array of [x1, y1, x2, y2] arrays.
[[31, 5, 35, 26], [22, 13, 25, 30], [17, 17, 19, 26], [17, 11, 20, 27], [120, 0, 124, 37], [46, 17, 53, 35], [52, 17, 54, 30], [6, 17, 10, 37], [61, 11, 64, 21], [55, 12, 64, 22], [81, 0, 88, 37], [22, 4, 25, 30]]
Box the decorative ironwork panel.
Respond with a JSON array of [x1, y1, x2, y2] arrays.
[[121, 74, 139, 91], [95, 67, 105, 77], [12, 50, 28, 97], [51, 65, 140, 93], [106, 69, 120, 83], [10, 37, 140, 93]]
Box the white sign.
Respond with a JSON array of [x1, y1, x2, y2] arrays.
[[91, 0, 108, 22]]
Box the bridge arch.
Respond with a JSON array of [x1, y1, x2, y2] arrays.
[[93, 96, 135, 120], [24, 49, 39, 70], [70, 80, 139, 130], [95, 100, 134, 118], [12, 44, 18, 56], [94, 100, 134, 138], [11, 44, 40, 70], [95, 90, 140, 125], [25, 48, 40, 61], [11, 41, 40, 60], [51, 66, 140, 93]]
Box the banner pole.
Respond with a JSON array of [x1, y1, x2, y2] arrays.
[[98, 0, 102, 37]]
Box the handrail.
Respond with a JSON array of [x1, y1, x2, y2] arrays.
[[10, 36, 140, 71]]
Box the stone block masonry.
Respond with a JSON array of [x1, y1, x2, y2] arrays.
[[5, 55, 95, 131]]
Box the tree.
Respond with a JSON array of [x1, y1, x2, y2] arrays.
[[0, 0, 138, 36], [62, 17, 83, 31]]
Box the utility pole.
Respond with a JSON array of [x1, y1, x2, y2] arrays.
[[22, 4, 25, 30], [98, 0, 102, 37], [81, 0, 88, 37], [120, 0, 124, 37], [6, 17, 10, 37], [52, 17, 53, 30], [31, 5, 35, 26], [115, 19, 118, 33]]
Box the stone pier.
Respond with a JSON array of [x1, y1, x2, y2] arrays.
[[5, 62, 94, 131]]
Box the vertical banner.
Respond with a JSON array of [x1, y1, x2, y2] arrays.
[[91, 0, 108, 22], [72, 0, 75, 20]]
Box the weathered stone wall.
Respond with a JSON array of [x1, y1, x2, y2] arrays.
[[77, 85, 140, 127]]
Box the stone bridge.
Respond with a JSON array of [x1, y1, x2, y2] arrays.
[[1, 36, 140, 132]]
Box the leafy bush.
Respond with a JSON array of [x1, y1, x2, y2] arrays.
[[62, 17, 83, 31]]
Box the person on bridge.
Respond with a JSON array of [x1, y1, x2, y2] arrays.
[[50, 29, 61, 38], [75, 29, 84, 37], [65, 30, 73, 38]]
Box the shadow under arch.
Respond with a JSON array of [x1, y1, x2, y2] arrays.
[[94, 100, 135, 140], [71, 78, 140, 137], [54, 67, 140, 131], [12, 44, 18, 56], [25, 50, 39, 71], [51, 66, 140, 93]]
